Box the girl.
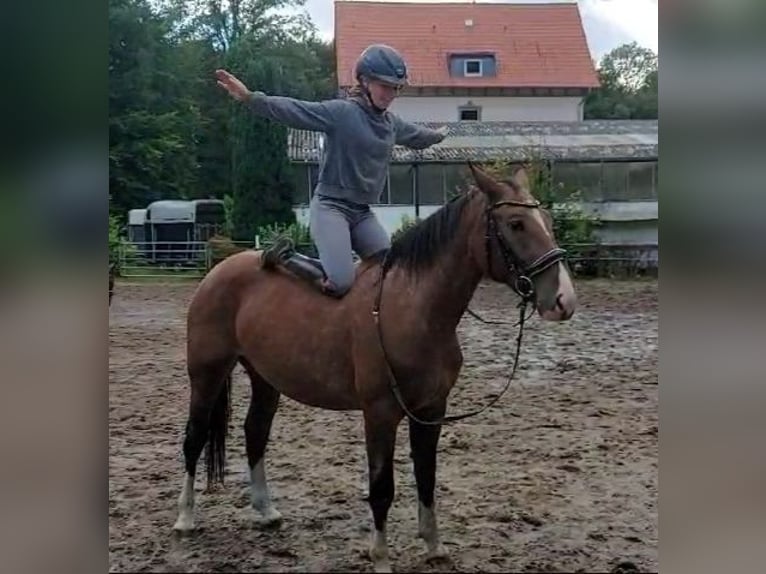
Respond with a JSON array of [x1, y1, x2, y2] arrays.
[[216, 43, 447, 297]]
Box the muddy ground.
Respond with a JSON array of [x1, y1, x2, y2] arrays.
[[109, 278, 657, 573]]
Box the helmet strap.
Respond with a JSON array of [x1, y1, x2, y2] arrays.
[[360, 79, 386, 114]]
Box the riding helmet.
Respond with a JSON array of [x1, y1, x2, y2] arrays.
[[354, 44, 408, 87]]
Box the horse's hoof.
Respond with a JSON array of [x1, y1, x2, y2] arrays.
[[172, 514, 195, 534], [372, 560, 392, 573], [425, 543, 449, 562], [249, 507, 283, 529], [369, 548, 392, 573]]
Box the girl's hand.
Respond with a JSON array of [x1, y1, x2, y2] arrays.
[[215, 69, 251, 101]]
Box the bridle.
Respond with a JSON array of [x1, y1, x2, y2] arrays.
[[372, 197, 568, 426], [485, 198, 567, 301]]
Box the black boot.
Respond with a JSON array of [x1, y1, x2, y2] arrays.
[[282, 252, 326, 284]]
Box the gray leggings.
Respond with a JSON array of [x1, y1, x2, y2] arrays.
[[309, 194, 390, 295]]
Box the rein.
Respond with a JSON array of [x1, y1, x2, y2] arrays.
[[371, 198, 567, 426]]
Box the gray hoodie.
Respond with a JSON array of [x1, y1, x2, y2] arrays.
[[247, 92, 445, 205]]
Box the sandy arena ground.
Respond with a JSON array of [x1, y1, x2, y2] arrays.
[[109, 278, 657, 573]]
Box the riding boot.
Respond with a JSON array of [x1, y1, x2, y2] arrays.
[[261, 236, 337, 295], [281, 253, 326, 284]]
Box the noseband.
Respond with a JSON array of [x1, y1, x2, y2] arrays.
[[485, 199, 567, 301]]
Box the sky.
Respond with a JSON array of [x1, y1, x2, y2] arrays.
[[299, 0, 658, 61]]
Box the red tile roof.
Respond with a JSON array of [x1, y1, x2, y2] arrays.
[[334, 1, 600, 89]]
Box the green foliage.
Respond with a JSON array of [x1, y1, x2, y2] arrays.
[[108, 0, 336, 227], [109, 213, 123, 266], [256, 220, 314, 255], [584, 42, 658, 120], [222, 194, 236, 236], [109, 212, 138, 275], [391, 214, 422, 243]]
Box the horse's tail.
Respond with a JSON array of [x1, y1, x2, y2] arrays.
[[205, 371, 232, 489]]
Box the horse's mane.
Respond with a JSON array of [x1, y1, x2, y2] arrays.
[[384, 189, 476, 275]]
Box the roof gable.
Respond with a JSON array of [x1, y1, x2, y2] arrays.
[[334, 1, 600, 89]]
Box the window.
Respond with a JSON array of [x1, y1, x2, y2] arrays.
[[459, 107, 480, 121], [416, 165, 445, 205], [389, 165, 413, 204], [307, 164, 320, 200], [464, 59, 482, 76], [443, 164, 469, 199], [627, 161, 656, 200], [602, 162, 629, 200], [553, 162, 603, 201], [289, 164, 311, 205]]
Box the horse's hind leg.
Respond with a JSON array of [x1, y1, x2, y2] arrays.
[[173, 356, 235, 533], [408, 403, 449, 561], [240, 358, 282, 527]]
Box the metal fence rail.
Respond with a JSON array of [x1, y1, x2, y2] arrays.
[[116, 240, 657, 280]]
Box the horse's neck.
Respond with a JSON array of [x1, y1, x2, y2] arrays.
[[416, 200, 485, 333]]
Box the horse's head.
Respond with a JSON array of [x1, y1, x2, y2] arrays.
[[468, 162, 577, 321]]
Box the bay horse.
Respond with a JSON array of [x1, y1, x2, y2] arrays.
[[172, 163, 577, 572]]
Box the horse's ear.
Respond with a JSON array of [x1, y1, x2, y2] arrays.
[[512, 166, 530, 191], [468, 162, 504, 200]]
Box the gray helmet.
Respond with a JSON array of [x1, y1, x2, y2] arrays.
[[354, 44, 408, 87]]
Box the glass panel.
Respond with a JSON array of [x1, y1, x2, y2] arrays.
[[308, 164, 320, 199], [389, 165, 413, 204], [289, 164, 310, 205], [553, 162, 603, 201], [460, 108, 479, 121], [416, 164, 445, 205], [465, 60, 481, 75], [627, 161, 656, 200], [602, 162, 629, 200], [443, 163, 470, 199]]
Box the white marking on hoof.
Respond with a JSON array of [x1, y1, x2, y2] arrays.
[[250, 459, 281, 527], [369, 527, 391, 573], [418, 502, 448, 560], [173, 512, 195, 533], [173, 473, 195, 533]]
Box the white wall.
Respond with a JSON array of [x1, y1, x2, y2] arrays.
[[389, 96, 583, 122]]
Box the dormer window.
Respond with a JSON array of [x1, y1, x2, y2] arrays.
[[464, 59, 482, 77]]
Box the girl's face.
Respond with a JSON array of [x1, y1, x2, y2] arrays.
[[365, 79, 401, 110]]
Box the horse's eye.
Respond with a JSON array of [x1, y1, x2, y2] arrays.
[[509, 220, 524, 232]]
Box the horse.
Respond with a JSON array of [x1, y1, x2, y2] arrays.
[[172, 162, 577, 572]]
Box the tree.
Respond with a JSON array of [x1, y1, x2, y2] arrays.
[[109, 0, 336, 233], [109, 0, 202, 213], [585, 42, 658, 120]]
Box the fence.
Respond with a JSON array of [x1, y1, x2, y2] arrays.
[[116, 239, 656, 280]]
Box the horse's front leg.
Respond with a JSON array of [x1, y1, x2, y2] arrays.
[[408, 401, 449, 561], [363, 403, 403, 573]]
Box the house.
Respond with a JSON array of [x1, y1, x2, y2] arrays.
[[334, 0, 600, 122], [280, 2, 657, 270], [287, 119, 659, 268]]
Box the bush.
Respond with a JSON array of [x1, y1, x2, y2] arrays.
[[390, 214, 422, 244], [256, 221, 316, 256], [109, 213, 138, 276], [207, 234, 249, 268]]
